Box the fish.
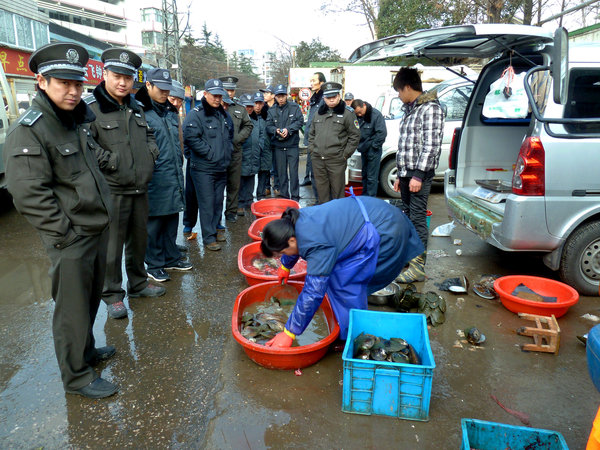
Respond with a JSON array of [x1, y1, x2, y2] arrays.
[[353, 332, 378, 355], [352, 333, 421, 365]]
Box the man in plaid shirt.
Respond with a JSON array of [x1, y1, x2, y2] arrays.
[[393, 67, 445, 283]]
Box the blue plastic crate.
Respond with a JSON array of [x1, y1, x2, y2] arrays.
[[461, 419, 569, 450], [341, 310, 435, 421]]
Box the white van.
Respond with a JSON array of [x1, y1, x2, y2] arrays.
[[351, 24, 600, 295]]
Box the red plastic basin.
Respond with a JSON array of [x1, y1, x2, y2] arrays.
[[248, 216, 278, 241], [344, 183, 363, 197], [494, 275, 579, 318], [250, 198, 300, 218], [231, 281, 340, 369], [238, 241, 307, 285]]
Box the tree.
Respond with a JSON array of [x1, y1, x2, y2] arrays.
[[321, 0, 381, 39], [294, 39, 342, 67]]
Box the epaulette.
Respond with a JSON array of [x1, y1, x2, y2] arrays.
[[18, 110, 42, 127], [345, 105, 354, 113], [84, 95, 96, 105], [136, 99, 144, 108]]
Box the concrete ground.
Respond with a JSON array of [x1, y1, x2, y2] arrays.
[[0, 159, 599, 449]]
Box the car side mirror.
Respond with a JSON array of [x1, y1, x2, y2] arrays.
[[552, 27, 569, 105]]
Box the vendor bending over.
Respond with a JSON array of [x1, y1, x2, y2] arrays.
[[261, 193, 423, 347]]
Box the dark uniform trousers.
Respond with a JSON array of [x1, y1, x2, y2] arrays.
[[239, 175, 255, 208], [257, 170, 271, 200], [361, 148, 383, 197], [274, 146, 300, 201], [225, 148, 243, 218], [47, 230, 109, 390], [146, 213, 180, 270], [192, 167, 227, 244], [312, 152, 347, 203], [183, 160, 198, 229], [103, 192, 149, 304]]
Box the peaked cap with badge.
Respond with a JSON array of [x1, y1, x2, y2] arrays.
[[322, 82, 343, 98], [239, 94, 254, 107], [146, 68, 173, 90], [205, 78, 228, 96], [253, 92, 264, 102], [102, 47, 142, 76], [273, 84, 287, 96], [259, 85, 273, 94], [219, 76, 238, 90], [29, 42, 89, 81]]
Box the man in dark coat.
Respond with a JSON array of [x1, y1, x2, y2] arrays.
[[136, 69, 190, 282], [352, 98, 388, 197], [265, 84, 304, 202], [301, 72, 326, 190], [309, 82, 361, 203], [3, 43, 117, 398], [238, 93, 264, 212], [183, 79, 234, 251], [87, 48, 165, 320], [253, 92, 272, 200]]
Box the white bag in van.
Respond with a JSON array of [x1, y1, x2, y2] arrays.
[[482, 69, 529, 119]]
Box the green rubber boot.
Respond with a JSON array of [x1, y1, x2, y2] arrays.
[[395, 253, 426, 283]]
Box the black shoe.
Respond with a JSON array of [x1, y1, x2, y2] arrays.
[[107, 301, 127, 319], [177, 244, 188, 252], [225, 214, 237, 223], [129, 284, 166, 298], [165, 260, 193, 271], [147, 268, 170, 282], [88, 345, 116, 365], [66, 377, 119, 399], [300, 179, 311, 186]]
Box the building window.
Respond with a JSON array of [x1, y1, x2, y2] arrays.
[[0, 10, 16, 46], [141, 8, 162, 23], [15, 16, 34, 49], [142, 31, 163, 47], [32, 21, 49, 48]]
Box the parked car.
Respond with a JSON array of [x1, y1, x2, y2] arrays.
[[347, 77, 474, 198], [350, 24, 600, 295]]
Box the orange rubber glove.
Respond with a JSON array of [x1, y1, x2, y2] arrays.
[[265, 329, 295, 348], [277, 265, 290, 284]]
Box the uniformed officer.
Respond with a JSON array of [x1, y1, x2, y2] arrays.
[[219, 76, 253, 221], [87, 48, 166, 319], [309, 82, 361, 203], [3, 42, 118, 398], [344, 92, 354, 107]]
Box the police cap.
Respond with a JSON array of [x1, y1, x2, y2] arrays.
[[253, 92, 264, 102], [205, 79, 228, 96], [146, 68, 172, 90], [260, 85, 273, 94], [169, 80, 185, 99], [222, 94, 235, 105], [240, 94, 254, 107], [102, 47, 141, 76], [273, 84, 287, 96], [29, 42, 89, 81], [344, 92, 354, 101], [219, 76, 238, 90], [322, 82, 343, 98]]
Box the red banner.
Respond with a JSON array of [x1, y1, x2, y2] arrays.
[[0, 46, 103, 85]]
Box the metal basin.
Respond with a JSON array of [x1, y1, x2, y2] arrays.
[[368, 282, 400, 306]]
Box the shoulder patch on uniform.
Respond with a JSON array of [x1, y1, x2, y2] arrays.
[[345, 105, 354, 112], [354, 119, 360, 129], [136, 100, 144, 107], [18, 110, 42, 127], [83, 95, 96, 105]]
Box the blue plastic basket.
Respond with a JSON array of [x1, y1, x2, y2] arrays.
[[461, 419, 569, 450], [341, 310, 435, 421]]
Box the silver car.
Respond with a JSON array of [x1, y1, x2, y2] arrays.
[[347, 77, 474, 198]]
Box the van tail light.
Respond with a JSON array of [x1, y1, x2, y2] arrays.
[[512, 137, 545, 196], [448, 127, 461, 170]]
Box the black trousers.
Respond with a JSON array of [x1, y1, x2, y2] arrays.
[[273, 146, 299, 201], [103, 192, 149, 304], [192, 168, 227, 245], [239, 174, 256, 208], [312, 153, 347, 203], [47, 230, 109, 390], [361, 148, 382, 197], [225, 148, 243, 218], [398, 174, 433, 250], [183, 160, 198, 230], [146, 213, 180, 270], [257, 170, 270, 200]]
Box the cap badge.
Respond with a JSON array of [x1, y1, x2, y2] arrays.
[[66, 49, 79, 64], [163, 71, 169, 79], [228, 77, 233, 82], [119, 52, 129, 63]]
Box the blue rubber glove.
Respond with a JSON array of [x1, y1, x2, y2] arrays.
[[265, 329, 294, 348]]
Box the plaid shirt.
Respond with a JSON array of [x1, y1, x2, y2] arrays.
[[396, 90, 445, 179]]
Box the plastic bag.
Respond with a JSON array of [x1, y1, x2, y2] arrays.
[[431, 221, 456, 237], [482, 68, 529, 119]]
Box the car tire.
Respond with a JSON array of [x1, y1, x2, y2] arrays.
[[559, 220, 600, 296], [379, 159, 401, 199]]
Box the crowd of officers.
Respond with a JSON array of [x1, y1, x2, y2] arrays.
[[3, 39, 441, 399]]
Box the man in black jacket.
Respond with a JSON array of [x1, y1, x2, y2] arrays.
[[265, 84, 304, 202], [87, 48, 165, 320], [352, 99, 388, 197]]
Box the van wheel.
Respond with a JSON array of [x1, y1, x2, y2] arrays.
[[559, 220, 600, 296], [379, 159, 401, 199]]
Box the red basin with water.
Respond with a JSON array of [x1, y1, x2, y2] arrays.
[[238, 241, 307, 285], [231, 281, 340, 369], [250, 198, 300, 218], [248, 216, 278, 241]]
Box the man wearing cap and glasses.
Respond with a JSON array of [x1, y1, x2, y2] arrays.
[[136, 68, 191, 281], [309, 81, 360, 203], [265, 84, 304, 202], [219, 76, 253, 221], [3, 42, 117, 398], [86, 48, 165, 320], [183, 79, 234, 251]]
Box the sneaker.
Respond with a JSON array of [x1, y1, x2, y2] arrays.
[[225, 214, 237, 223], [165, 260, 193, 271], [205, 241, 221, 251], [129, 284, 166, 298], [216, 229, 226, 242], [147, 268, 170, 282], [66, 377, 118, 399], [237, 208, 245, 216], [107, 301, 127, 319]]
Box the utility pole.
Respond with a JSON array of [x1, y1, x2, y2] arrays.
[[162, 0, 182, 82]]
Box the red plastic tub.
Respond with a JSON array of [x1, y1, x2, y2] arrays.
[[494, 275, 579, 318], [238, 241, 307, 285], [344, 184, 363, 197], [250, 198, 300, 218], [231, 281, 340, 369], [248, 216, 278, 241]]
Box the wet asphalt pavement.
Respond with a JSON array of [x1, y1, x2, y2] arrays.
[[1, 160, 599, 449]]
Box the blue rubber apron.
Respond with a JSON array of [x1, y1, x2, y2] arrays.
[[326, 189, 381, 339]]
